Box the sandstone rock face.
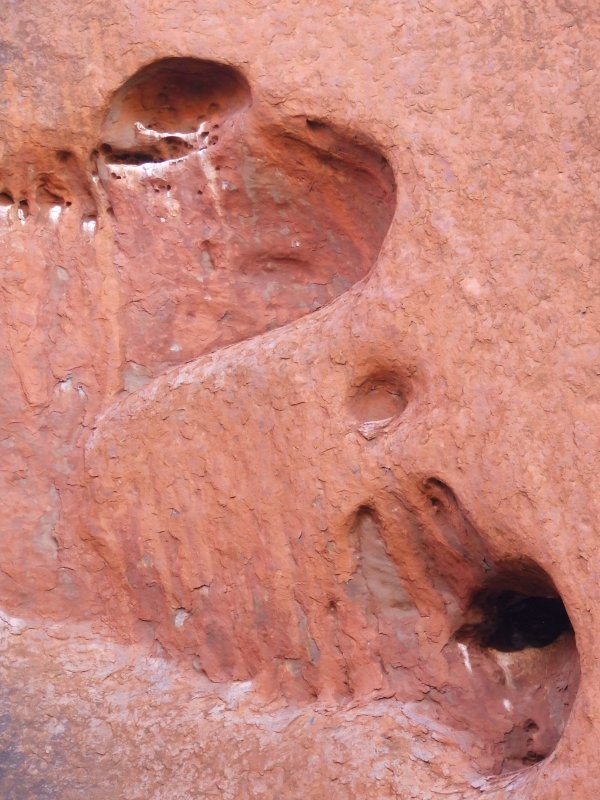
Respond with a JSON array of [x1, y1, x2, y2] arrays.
[[0, 1, 599, 797]]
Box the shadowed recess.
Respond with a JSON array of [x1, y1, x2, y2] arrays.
[[99, 58, 251, 162], [94, 57, 398, 379], [452, 560, 580, 774]]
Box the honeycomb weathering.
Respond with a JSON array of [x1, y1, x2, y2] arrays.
[[1, 2, 599, 799]]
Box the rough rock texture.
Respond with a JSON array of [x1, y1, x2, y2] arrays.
[[0, 0, 599, 797]]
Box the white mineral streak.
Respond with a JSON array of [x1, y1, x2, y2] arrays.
[[494, 652, 515, 689], [49, 204, 62, 223], [457, 642, 473, 674], [134, 121, 208, 146], [83, 217, 97, 235]]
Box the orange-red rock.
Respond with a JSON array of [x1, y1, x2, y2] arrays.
[[0, 1, 599, 797]]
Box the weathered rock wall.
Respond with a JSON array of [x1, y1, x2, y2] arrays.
[[1, 1, 599, 796]]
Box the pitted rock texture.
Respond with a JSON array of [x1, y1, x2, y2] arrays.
[[1, 0, 599, 798]]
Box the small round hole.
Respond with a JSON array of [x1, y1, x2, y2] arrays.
[[348, 372, 408, 426]]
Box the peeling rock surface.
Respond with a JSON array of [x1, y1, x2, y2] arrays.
[[0, 0, 599, 797]]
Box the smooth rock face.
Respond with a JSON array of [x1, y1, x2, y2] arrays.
[[0, 1, 598, 797]]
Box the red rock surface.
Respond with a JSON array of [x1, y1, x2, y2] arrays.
[[0, 1, 599, 797]]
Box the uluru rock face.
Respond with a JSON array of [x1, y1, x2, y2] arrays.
[[95, 57, 396, 380], [0, 1, 598, 797]]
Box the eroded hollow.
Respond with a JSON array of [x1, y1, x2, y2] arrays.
[[99, 57, 251, 164], [336, 492, 581, 776], [451, 561, 580, 773], [94, 57, 398, 378], [398, 478, 580, 774], [348, 372, 409, 439]]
